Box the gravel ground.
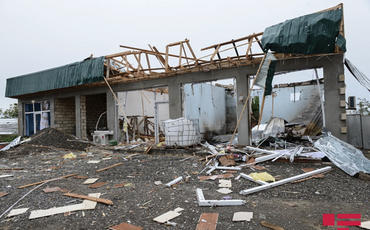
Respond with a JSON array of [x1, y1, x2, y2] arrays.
[[0, 146, 369, 230]]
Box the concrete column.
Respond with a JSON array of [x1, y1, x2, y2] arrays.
[[17, 99, 24, 136], [75, 95, 81, 138], [106, 91, 119, 141], [168, 80, 182, 119], [235, 73, 251, 146], [49, 97, 55, 128], [323, 54, 347, 141]]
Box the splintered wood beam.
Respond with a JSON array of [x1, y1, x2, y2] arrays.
[[150, 45, 167, 68], [179, 43, 183, 67], [201, 32, 263, 51], [96, 163, 123, 173], [232, 40, 240, 58], [210, 44, 221, 62], [134, 53, 144, 72], [18, 174, 77, 189], [255, 36, 264, 51], [182, 44, 190, 66], [246, 38, 253, 59], [185, 40, 199, 65], [63, 192, 113, 205], [145, 53, 152, 73], [165, 45, 170, 72]]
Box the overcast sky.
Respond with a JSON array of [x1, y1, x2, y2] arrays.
[[0, 0, 369, 110]]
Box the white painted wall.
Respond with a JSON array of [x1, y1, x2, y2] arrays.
[[184, 83, 226, 135]]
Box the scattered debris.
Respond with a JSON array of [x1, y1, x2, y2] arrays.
[[74, 175, 88, 179], [218, 179, 232, 188], [154, 181, 162, 185], [0, 174, 13, 178], [0, 192, 8, 198], [87, 160, 101, 164], [63, 153, 76, 159], [113, 183, 127, 188], [165, 176, 183, 187], [0, 136, 21, 151], [43, 186, 63, 193], [7, 208, 29, 217], [198, 173, 233, 181], [249, 172, 275, 182], [88, 182, 108, 188], [83, 178, 99, 185], [216, 188, 232, 194], [96, 162, 124, 173], [153, 207, 184, 224], [240, 166, 332, 195], [232, 212, 253, 222], [144, 144, 153, 154], [239, 173, 268, 185], [260, 220, 284, 230], [18, 173, 77, 189], [63, 192, 113, 205], [109, 222, 143, 230], [196, 213, 219, 230], [314, 133, 370, 176], [219, 156, 235, 166], [29, 193, 101, 219], [196, 188, 245, 206]]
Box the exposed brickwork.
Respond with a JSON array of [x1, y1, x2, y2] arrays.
[[54, 97, 75, 135], [86, 94, 107, 139]]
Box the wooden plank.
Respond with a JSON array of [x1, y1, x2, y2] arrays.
[[201, 32, 263, 51], [88, 182, 108, 188], [196, 213, 219, 230], [96, 162, 123, 173], [0, 192, 8, 197], [18, 173, 77, 189], [198, 173, 233, 181], [260, 220, 284, 230], [63, 192, 113, 205], [110, 222, 143, 230]]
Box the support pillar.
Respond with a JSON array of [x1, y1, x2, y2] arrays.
[[235, 73, 251, 146], [75, 95, 81, 138], [106, 91, 119, 141], [323, 54, 347, 141], [17, 99, 24, 136], [168, 79, 183, 119]]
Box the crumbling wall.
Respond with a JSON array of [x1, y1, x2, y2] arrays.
[[225, 92, 236, 133], [86, 94, 107, 139], [54, 97, 75, 135]]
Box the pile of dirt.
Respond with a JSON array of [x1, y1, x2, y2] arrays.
[[27, 128, 91, 150]]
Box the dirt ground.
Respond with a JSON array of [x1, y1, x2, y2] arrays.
[[0, 145, 369, 230]]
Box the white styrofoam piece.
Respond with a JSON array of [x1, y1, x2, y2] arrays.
[[87, 160, 101, 164], [165, 176, 183, 187], [361, 221, 370, 229], [232, 212, 253, 222], [29, 193, 100, 219], [0, 174, 13, 178], [82, 178, 99, 184], [196, 188, 245, 207], [219, 179, 231, 188], [7, 208, 29, 217]]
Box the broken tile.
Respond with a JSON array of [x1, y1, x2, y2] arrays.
[[7, 208, 29, 217], [88, 182, 107, 188], [43, 186, 62, 193], [232, 212, 253, 222], [83, 178, 99, 184], [217, 188, 232, 194], [74, 175, 88, 179], [0, 192, 8, 198], [113, 183, 126, 188], [153, 207, 183, 224], [218, 179, 232, 188], [110, 222, 143, 230], [196, 213, 219, 230], [219, 156, 235, 166]]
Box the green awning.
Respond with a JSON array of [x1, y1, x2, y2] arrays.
[[261, 8, 346, 54], [5, 57, 105, 98]]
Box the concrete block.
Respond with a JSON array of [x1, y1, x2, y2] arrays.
[[341, 113, 346, 121], [338, 74, 345, 82], [340, 100, 346, 108], [339, 87, 345, 95], [341, 127, 347, 134]]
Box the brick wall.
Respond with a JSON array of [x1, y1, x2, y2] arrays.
[[54, 97, 75, 135], [86, 94, 107, 139]]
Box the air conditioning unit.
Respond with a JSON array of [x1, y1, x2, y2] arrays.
[[348, 96, 356, 110], [93, 130, 114, 145]]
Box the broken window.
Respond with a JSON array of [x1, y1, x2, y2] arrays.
[[24, 101, 50, 136]]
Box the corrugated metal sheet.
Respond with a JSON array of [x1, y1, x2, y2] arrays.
[[5, 57, 105, 98]]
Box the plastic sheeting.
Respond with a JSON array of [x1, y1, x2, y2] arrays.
[[6, 57, 105, 97], [254, 53, 276, 96], [261, 8, 345, 54], [314, 133, 370, 176]]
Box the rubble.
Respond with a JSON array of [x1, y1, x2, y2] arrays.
[[196, 213, 218, 230]]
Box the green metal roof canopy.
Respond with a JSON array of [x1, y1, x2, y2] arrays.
[[261, 6, 346, 54], [5, 56, 105, 98]]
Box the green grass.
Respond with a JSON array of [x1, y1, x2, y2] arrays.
[[0, 134, 19, 142]]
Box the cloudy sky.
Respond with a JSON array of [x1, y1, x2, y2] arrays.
[[0, 0, 369, 110]]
